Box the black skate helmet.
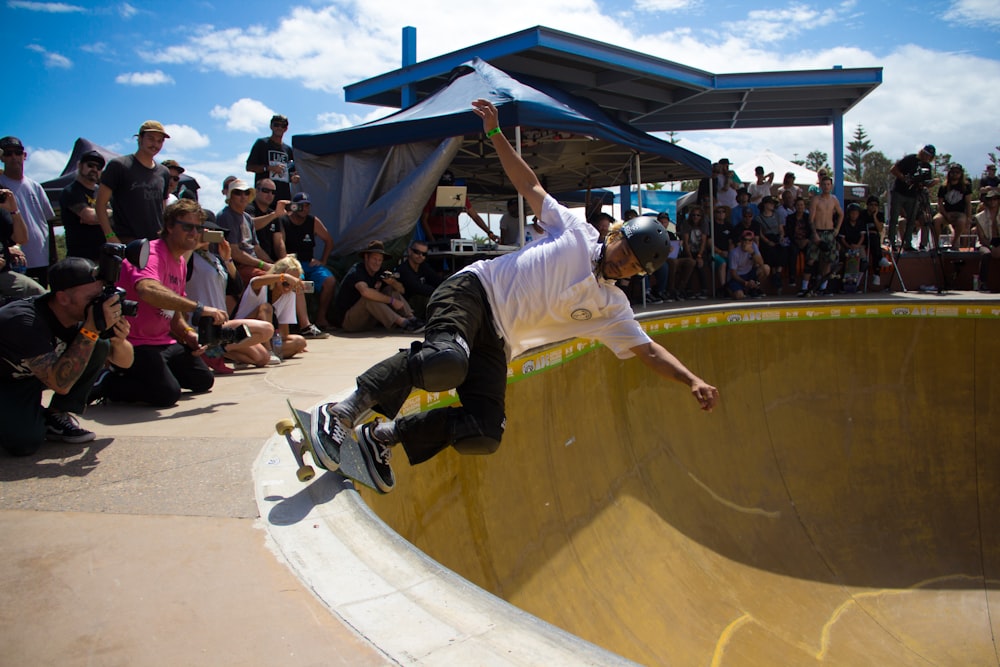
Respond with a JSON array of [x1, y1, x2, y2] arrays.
[[621, 215, 670, 275]]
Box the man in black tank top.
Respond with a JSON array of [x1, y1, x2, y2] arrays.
[[277, 192, 337, 330]]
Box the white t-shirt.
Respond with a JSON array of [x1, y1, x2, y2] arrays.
[[0, 174, 54, 269], [234, 279, 296, 324], [748, 181, 771, 203], [463, 195, 650, 361]]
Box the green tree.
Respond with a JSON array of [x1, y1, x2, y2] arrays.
[[804, 150, 831, 174], [845, 125, 872, 182], [861, 151, 893, 198]]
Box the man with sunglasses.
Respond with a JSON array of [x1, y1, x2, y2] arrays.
[[96, 121, 173, 245], [59, 150, 107, 262], [101, 199, 227, 407], [0, 136, 55, 287], [395, 240, 443, 319], [308, 99, 719, 493], [247, 177, 289, 261], [246, 114, 299, 201]]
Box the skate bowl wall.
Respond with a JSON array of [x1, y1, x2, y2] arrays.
[[363, 301, 1000, 666]]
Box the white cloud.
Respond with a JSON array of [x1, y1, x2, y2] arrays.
[[635, 0, 698, 11], [119, 2, 137, 18], [23, 148, 70, 183], [210, 98, 275, 133], [178, 153, 253, 214], [163, 124, 211, 151], [315, 107, 394, 132], [943, 0, 1000, 28], [26, 44, 72, 69], [114, 70, 174, 86], [8, 1, 84, 12]]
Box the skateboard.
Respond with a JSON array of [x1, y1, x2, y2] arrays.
[[843, 249, 862, 293], [275, 398, 387, 494]]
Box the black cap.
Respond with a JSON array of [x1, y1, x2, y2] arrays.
[[0, 136, 24, 151], [922, 144, 936, 157], [80, 150, 106, 168], [48, 257, 98, 292]]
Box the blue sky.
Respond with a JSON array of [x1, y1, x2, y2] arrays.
[[3, 0, 999, 217]]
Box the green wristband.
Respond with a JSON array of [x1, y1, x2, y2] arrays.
[[486, 127, 502, 138]]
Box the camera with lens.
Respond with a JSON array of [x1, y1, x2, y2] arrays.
[[196, 316, 250, 349], [380, 271, 399, 281], [287, 203, 300, 213], [90, 239, 150, 334]]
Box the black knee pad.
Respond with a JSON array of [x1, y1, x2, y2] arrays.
[[407, 333, 470, 392], [451, 410, 505, 456]]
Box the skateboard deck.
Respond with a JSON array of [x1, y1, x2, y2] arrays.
[[275, 398, 387, 494], [843, 250, 862, 292]]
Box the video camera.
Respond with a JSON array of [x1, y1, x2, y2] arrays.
[[90, 239, 149, 334], [909, 166, 934, 186], [196, 316, 250, 349]]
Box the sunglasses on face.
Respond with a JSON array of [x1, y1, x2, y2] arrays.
[[410, 249, 427, 256], [259, 187, 276, 194], [272, 123, 288, 128], [3, 149, 24, 157], [177, 222, 205, 233], [230, 190, 251, 196]]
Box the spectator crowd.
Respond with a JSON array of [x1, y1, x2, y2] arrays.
[[0, 118, 997, 454]]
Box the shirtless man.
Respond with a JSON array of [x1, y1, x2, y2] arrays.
[[808, 175, 843, 293]]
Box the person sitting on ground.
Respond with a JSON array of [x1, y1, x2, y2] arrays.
[[233, 255, 308, 361], [184, 230, 274, 372], [396, 240, 443, 320], [933, 163, 972, 249], [0, 257, 134, 453], [329, 240, 424, 334], [727, 230, 770, 299], [102, 200, 227, 407], [308, 98, 718, 493]]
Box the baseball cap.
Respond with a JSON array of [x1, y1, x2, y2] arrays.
[[48, 257, 99, 292], [291, 192, 311, 204], [226, 178, 253, 197], [136, 120, 170, 138], [718, 158, 731, 165], [982, 189, 999, 200], [741, 230, 755, 240], [987, 164, 997, 171], [161, 159, 184, 173], [921, 144, 936, 157], [79, 149, 106, 168], [0, 136, 24, 151]]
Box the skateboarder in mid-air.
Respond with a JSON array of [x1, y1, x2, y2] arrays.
[[312, 98, 720, 492]]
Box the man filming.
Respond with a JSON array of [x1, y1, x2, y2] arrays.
[[0, 257, 133, 454], [889, 144, 938, 252]]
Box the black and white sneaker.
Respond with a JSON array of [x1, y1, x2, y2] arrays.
[[45, 411, 96, 444], [355, 421, 396, 492], [310, 402, 351, 471]]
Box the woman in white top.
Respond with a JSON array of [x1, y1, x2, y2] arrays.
[[309, 99, 719, 493]]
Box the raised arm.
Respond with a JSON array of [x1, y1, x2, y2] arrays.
[[471, 99, 547, 220]]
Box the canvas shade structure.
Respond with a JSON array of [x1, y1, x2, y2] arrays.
[[733, 149, 868, 200], [292, 58, 711, 255]]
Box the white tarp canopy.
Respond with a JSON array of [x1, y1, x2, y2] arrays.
[[733, 149, 868, 200]]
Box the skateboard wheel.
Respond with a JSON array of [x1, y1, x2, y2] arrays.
[[297, 466, 315, 482], [276, 418, 295, 436]]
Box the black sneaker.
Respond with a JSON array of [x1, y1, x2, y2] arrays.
[[45, 411, 95, 444], [355, 421, 396, 492], [309, 403, 351, 471]]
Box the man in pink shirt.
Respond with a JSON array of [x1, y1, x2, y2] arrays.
[[103, 199, 228, 406]]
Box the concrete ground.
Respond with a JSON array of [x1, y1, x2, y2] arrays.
[[0, 331, 406, 667]]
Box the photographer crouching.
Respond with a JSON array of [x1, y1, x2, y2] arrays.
[[0, 257, 134, 454], [101, 199, 228, 407]]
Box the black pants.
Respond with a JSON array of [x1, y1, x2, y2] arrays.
[[104, 343, 214, 407], [0, 339, 109, 456], [357, 272, 507, 466]]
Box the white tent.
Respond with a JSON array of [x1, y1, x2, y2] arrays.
[[734, 149, 868, 200]]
